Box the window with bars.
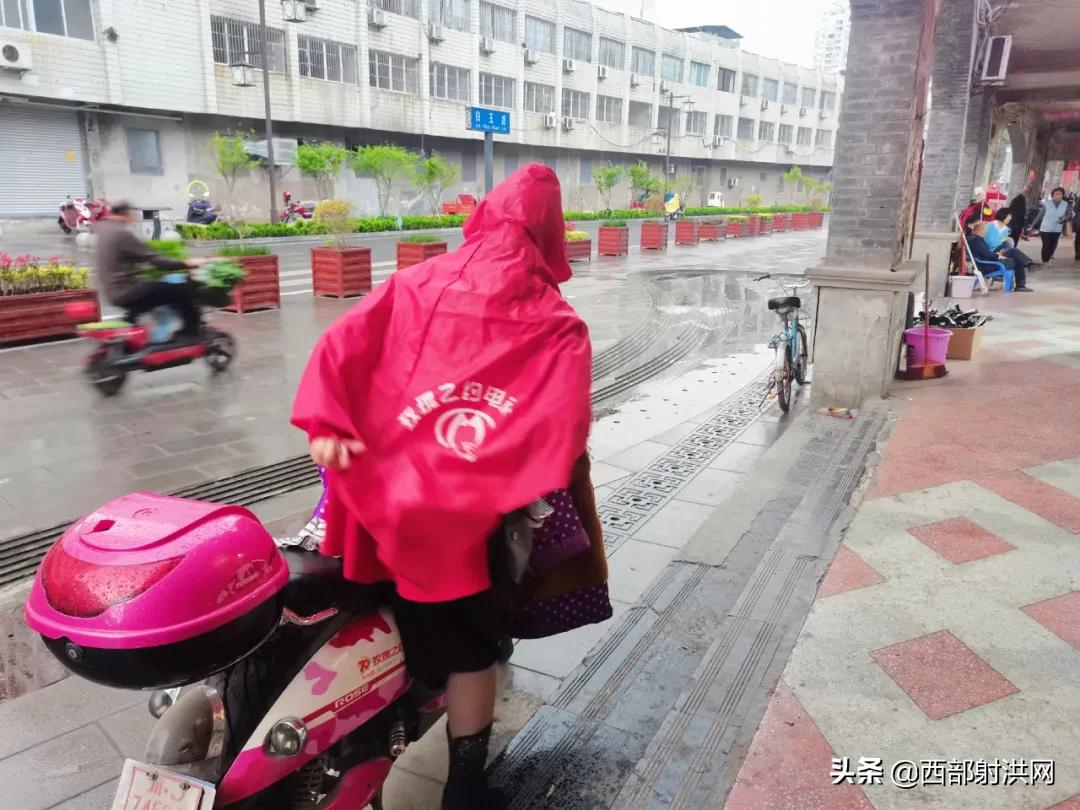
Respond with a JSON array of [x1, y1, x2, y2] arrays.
[[685, 110, 706, 136], [596, 95, 623, 124], [524, 15, 554, 53], [762, 78, 779, 102], [797, 126, 813, 146], [661, 54, 682, 82], [479, 1, 515, 43], [299, 35, 357, 83], [431, 0, 470, 32], [714, 114, 733, 139], [778, 124, 793, 145], [127, 129, 162, 175], [211, 16, 287, 73], [758, 121, 775, 142], [563, 28, 592, 62], [688, 61, 709, 87], [3, 0, 94, 39], [524, 81, 554, 113], [717, 68, 736, 93], [430, 62, 470, 102], [369, 50, 418, 93], [479, 72, 514, 108], [562, 88, 590, 120], [782, 82, 798, 105], [598, 37, 625, 70], [737, 117, 755, 140], [631, 47, 654, 77], [815, 129, 833, 148], [741, 73, 758, 97], [800, 87, 816, 108], [820, 90, 836, 111], [373, 0, 419, 17], [629, 101, 652, 128]]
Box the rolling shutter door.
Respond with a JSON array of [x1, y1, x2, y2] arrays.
[[0, 106, 89, 217]]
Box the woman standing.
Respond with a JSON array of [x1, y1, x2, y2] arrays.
[[1034, 187, 1071, 264]]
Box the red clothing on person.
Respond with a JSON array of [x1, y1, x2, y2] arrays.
[[292, 164, 592, 603]]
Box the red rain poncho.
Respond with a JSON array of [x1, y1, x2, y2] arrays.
[[292, 165, 592, 602]]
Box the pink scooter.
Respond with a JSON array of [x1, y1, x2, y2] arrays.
[[24, 492, 445, 809]]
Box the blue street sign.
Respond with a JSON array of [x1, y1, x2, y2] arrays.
[[467, 107, 511, 135]]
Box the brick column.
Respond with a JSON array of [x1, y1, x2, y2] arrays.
[[961, 90, 996, 198], [807, 0, 942, 409]]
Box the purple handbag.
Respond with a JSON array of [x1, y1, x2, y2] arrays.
[[510, 584, 614, 639], [529, 489, 591, 574]]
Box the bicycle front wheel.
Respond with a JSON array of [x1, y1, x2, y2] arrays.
[[794, 324, 808, 385], [777, 345, 792, 413]]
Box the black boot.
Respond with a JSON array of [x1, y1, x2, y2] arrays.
[[442, 725, 506, 810]]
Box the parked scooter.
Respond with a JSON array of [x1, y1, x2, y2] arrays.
[[58, 196, 108, 234], [187, 198, 219, 226], [281, 191, 317, 224], [663, 192, 684, 221], [25, 492, 446, 809]]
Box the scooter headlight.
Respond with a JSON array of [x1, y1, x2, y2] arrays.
[[267, 718, 308, 756]]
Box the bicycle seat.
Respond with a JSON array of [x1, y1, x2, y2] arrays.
[[768, 296, 801, 311], [280, 548, 384, 617]]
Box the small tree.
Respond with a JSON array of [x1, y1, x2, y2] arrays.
[[210, 131, 259, 221], [781, 165, 804, 205], [350, 145, 420, 217], [313, 199, 355, 249], [295, 141, 348, 202], [593, 164, 623, 212], [413, 153, 460, 215], [674, 173, 695, 206], [628, 162, 661, 204], [694, 168, 709, 207]]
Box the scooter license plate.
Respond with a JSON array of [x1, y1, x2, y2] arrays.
[[111, 759, 216, 810]]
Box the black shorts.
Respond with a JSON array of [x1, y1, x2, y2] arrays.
[[392, 587, 510, 691]]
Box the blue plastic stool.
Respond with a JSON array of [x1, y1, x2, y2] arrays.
[[974, 259, 1014, 293]]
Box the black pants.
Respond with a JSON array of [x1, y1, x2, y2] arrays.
[[1074, 230, 1080, 261], [124, 282, 201, 337], [997, 256, 1027, 289], [1040, 231, 1061, 263]]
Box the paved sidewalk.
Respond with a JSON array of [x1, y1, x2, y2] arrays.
[[727, 270, 1080, 809]]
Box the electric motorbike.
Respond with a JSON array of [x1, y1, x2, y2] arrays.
[[281, 192, 317, 224], [59, 196, 108, 234], [187, 199, 220, 226]]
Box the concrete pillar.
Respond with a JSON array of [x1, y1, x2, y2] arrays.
[[1007, 121, 1031, 196], [956, 90, 994, 201], [808, 0, 941, 409]]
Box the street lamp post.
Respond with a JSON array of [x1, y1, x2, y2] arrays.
[[661, 89, 693, 186]]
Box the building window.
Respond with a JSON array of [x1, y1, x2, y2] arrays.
[[714, 114, 733, 139], [631, 47, 654, 77], [598, 37, 625, 70], [504, 153, 518, 175], [430, 62, 470, 102], [579, 156, 592, 184], [717, 67, 736, 93], [815, 129, 833, 148], [741, 73, 758, 97], [685, 110, 706, 136], [479, 1, 515, 43], [797, 126, 813, 146], [629, 100, 652, 128], [596, 95, 623, 124], [758, 121, 775, 142], [373, 0, 419, 17], [820, 90, 836, 111], [431, 0, 470, 32], [688, 61, 709, 87], [524, 81, 554, 113], [657, 105, 673, 132], [299, 35, 358, 83], [563, 28, 592, 62], [524, 15, 554, 53], [211, 16, 287, 73], [562, 88, 590, 120], [661, 54, 683, 83], [782, 82, 798, 105], [462, 151, 477, 182], [479, 72, 514, 108], [127, 129, 162, 175], [762, 78, 779, 102], [778, 124, 793, 145], [369, 50, 418, 93], [737, 117, 755, 140], [0, 0, 29, 30], [12, 0, 95, 39], [800, 87, 816, 108]]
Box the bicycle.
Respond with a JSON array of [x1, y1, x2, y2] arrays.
[[755, 273, 810, 413]]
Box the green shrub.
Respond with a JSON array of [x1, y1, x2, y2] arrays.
[[217, 245, 271, 257], [401, 214, 466, 230], [399, 234, 444, 243], [354, 216, 397, 233], [0, 255, 91, 295], [600, 219, 628, 228], [565, 230, 590, 241], [148, 240, 188, 260], [314, 199, 355, 248], [177, 221, 239, 240]]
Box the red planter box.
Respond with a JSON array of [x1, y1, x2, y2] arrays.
[[225, 254, 280, 314], [312, 246, 372, 298], [748, 215, 761, 236], [598, 226, 629, 256], [674, 220, 699, 245], [565, 238, 592, 262], [396, 240, 448, 271], [809, 212, 825, 228], [640, 221, 668, 250], [726, 221, 751, 237], [0, 288, 100, 344], [772, 214, 786, 232], [792, 213, 810, 230], [698, 223, 724, 241], [760, 218, 773, 235]]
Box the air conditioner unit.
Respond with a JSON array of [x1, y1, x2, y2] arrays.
[[712, 136, 724, 147], [981, 35, 1012, 84], [561, 116, 575, 131], [427, 23, 445, 42], [563, 58, 576, 74], [524, 48, 538, 65], [597, 64, 608, 80], [660, 81, 669, 94], [727, 177, 739, 189], [667, 165, 677, 175], [368, 8, 388, 28], [630, 73, 641, 87], [543, 112, 557, 128], [479, 36, 495, 54], [760, 99, 769, 111], [0, 40, 32, 72], [799, 106, 807, 117]]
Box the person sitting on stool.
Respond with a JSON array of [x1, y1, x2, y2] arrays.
[[968, 221, 1033, 292], [988, 209, 1038, 268]]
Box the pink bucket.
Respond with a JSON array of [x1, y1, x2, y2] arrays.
[[904, 327, 951, 366]]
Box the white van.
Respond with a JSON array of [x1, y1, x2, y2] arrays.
[[706, 191, 725, 208]]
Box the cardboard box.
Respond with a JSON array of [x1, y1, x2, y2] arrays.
[[945, 326, 982, 360]]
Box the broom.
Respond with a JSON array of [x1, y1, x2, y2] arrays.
[[900, 254, 948, 380]]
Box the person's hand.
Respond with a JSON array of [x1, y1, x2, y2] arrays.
[[187, 257, 211, 268], [310, 436, 366, 470]]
